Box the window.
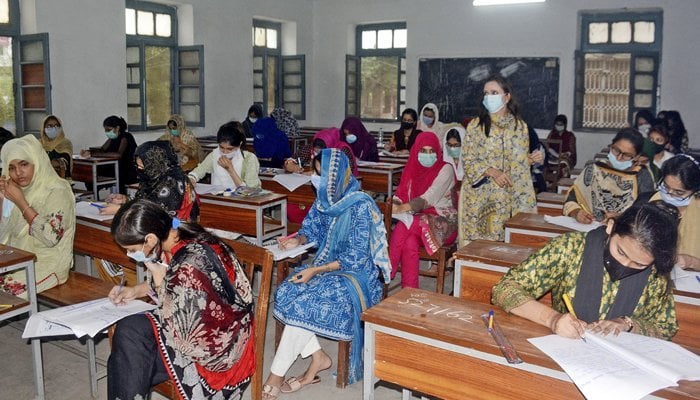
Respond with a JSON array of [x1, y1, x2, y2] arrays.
[[347, 23, 406, 121], [252, 20, 306, 119], [574, 10, 662, 130]]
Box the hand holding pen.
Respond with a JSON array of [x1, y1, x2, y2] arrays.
[[277, 232, 300, 250], [560, 294, 587, 342]]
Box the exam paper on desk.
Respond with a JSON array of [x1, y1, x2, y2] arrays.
[[544, 215, 602, 232], [272, 173, 311, 192], [75, 201, 114, 221], [264, 241, 317, 261], [671, 264, 700, 293]]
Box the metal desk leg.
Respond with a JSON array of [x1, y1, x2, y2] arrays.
[[363, 324, 376, 400], [88, 338, 98, 398], [25, 261, 45, 400]]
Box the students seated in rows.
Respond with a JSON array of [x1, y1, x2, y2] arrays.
[[339, 116, 378, 162], [390, 132, 457, 289], [663, 110, 689, 154], [384, 108, 422, 154], [417, 103, 446, 141], [564, 128, 654, 224], [263, 149, 390, 399], [107, 199, 254, 400], [271, 106, 300, 137], [442, 126, 465, 184], [103, 141, 199, 222], [40, 115, 73, 180], [652, 154, 700, 271], [80, 115, 138, 193], [633, 109, 655, 137], [189, 121, 261, 190], [283, 127, 358, 176], [253, 117, 291, 168], [242, 104, 262, 138], [0, 135, 75, 296], [158, 114, 202, 172], [493, 201, 679, 340], [545, 114, 577, 177]]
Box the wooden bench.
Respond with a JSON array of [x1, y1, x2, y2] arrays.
[[536, 192, 565, 217], [503, 212, 572, 248]]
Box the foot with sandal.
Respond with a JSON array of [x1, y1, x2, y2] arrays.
[[262, 349, 332, 399]]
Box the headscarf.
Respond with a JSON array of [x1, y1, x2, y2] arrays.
[[161, 114, 202, 166], [313, 128, 358, 176], [395, 132, 449, 203], [442, 126, 466, 181], [242, 104, 263, 138], [252, 117, 291, 160], [418, 103, 446, 141], [270, 107, 299, 137], [134, 141, 198, 220], [340, 117, 378, 162], [40, 115, 73, 156]]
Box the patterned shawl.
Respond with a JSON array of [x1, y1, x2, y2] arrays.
[[340, 116, 378, 162], [569, 161, 644, 221], [271, 107, 300, 137], [160, 114, 203, 166]]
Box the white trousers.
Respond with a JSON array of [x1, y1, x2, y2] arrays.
[[270, 325, 322, 377]]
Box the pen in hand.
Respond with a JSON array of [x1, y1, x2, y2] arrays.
[[562, 293, 587, 342]]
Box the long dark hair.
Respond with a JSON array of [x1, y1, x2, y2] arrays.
[[661, 154, 700, 193], [103, 115, 128, 134], [217, 121, 247, 150], [612, 200, 679, 274], [477, 74, 521, 137], [612, 128, 644, 156]]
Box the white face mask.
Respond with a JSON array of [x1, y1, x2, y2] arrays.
[[126, 241, 157, 263], [554, 124, 565, 132], [45, 126, 60, 139], [638, 123, 651, 136], [249, 117, 258, 124]]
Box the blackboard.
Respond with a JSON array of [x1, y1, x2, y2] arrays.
[[418, 57, 559, 129]]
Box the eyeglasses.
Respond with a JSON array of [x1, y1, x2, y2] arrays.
[[610, 146, 636, 161], [657, 181, 696, 201]]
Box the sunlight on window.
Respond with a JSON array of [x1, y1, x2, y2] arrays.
[[155, 13, 171, 37], [377, 30, 392, 49], [266, 28, 277, 49], [362, 30, 376, 50], [588, 22, 608, 44], [254, 27, 266, 47], [0, 0, 10, 24], [634, 21, 655, 43], [137, 10, 154, 36], [393, 29, 407, 48], [611, 21, 631, 43], [125, 8, 136, 35]]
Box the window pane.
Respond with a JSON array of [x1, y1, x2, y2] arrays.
[[180, 105, 199, 122], [126, 67, 140, 84], [362, 30, 376, 49], [179, 68, 199, 85], [0, 36, 15, 131], [254, 27, 266, 47], [266, 28, 277, 49], [155, 13, 171, 37], [611, 21, 631, 43], [266, 56, 278, 113], [284, 59, 301, 73], [254, 88, 264, 103], [21, 41, 43, 63], [127, 88, 141, 104], [582, 53, 631, 129], [23, 111, 44, 132], [0, 1, 9, 23], [284, 74, 301, 87], [634, 74, 653, 91], [588, 22, 608, 44], [126, 46, 140, 64], [283, 88, 301, 102], [393, 29, 407, 48], [253, 72, 263, 87], [635, 57, 654, 72], [179, 50, 199, 67], [137, 10, 154, 36], [360, 56, 399, 119], [125, 8, 136, 35], [285, 103, 302, 116], [128, 106, 141, 126], [634, 21, 655, 43], [377, 29, 392, 49], [179, 87, 199, 103], [253, 56, 263, 70], [634, 93, 652, 108], [144, 46, 171, 127]]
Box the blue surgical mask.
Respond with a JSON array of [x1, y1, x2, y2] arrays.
[[346, 134, 357, 144], [607, 151, 633, 170], [310, 174, 321, 190], [446, 147, 460, 158], [105, 130, 118, 140], [421, 116, 434, 126], [249, 117, 258, 124], [44, 127, 59, 139], [482, 94, 505, 114], [418, 153, 438, 167], [660, 190, 692, 208], [126, 242, 157, 263], [170, 129, 179, 136]]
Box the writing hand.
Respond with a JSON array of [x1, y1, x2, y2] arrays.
[[108, 285, 137, 305], [572, 209, 595, 224], [278, 237, 301, 250], [588, 318, 627, 337], [551, 312, 586, 339]]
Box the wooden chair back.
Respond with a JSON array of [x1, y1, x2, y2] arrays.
[[673, 300, 700, 353]]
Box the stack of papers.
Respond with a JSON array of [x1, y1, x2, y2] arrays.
[[195, 183, 226, 194], [264, 241, 316, 261], [671, 265, 700, 293], [544, 215, 602, 232], [272, 173, 311, 192], [75, 201, 113, 221]]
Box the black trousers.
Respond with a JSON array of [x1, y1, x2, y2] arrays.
[[107, 314, 170, 400]]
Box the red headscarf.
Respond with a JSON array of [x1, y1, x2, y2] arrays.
[[395, 132, 448, 203], [312, 128, 358, 176]]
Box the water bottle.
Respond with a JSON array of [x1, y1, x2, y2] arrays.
[[378, 127, 384, 145]]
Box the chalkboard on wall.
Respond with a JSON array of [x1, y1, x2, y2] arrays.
[[418, 57, 560, 129]]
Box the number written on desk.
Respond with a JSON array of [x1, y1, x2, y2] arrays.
[[397, 293, 474, 324]]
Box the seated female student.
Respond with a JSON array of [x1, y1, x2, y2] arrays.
[[242, 104, 262, 138], [0, 135, 75, 296], [340, 116, 379, 162], [564, 128, 654, 224], [652, 154, 700, 271], [283, 127, 358, 176], [158, 114, 202, 171], [664, 110, 689, 154], [546, 114, 577, 177], [189, 121, 261, 190], [493, 201, 679, 340], [102, 141, 199, 222], [643, 124, 675, 182], [40, 115, 73, 180], [442, 126, 465, 184], [385, 108, 422, 154], [253, 117, 292, 168], [390, 132, 457, 288], [262, 149, 390, 399], [107, 199, 254, 400], [80, 115, 138, 193], [417, 103, 446, 141]]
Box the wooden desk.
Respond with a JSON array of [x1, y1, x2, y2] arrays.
[[504, 212, 572, 248], [72, 156, 120, 200], [259, 171, 317, 216], [357, 163, 404, 198], [362, 288, 700, 400], [556, 177, 574, 194], [536, 192, 565, 216], [0, 245, 44, 399], [199, 192, 287, 246], [378, 153, 408, 165]]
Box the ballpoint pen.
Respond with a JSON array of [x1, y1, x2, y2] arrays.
[[562, 293, 587, 343]]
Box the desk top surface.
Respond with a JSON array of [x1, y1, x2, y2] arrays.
[[72, 155, 120, 162], [536, 192, 566, 204], [357, 163, 405, 171], [0, 244, 35, 267], [504, 212, 573, 234], [199, 191, 287, 205], [455, 240, 537, 266]]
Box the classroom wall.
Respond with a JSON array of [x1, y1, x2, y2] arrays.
[[307, 0, 700, 166]]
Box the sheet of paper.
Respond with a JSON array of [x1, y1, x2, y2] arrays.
[[392, 213, 414, 229], [671, 265, 700, 293], [544, 215, 602, 232], [195, 183, 227, 194], [22, 314, 74, 338], [74, 201, 114, 221], [264, 241, 316, 261], [272, 173, 312, 192], [205, 228, 242, 241]]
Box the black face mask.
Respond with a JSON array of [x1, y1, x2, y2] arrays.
[[603, 246, 646, 281], [401, 121, 414, 130], [652, 142, 666, 155]]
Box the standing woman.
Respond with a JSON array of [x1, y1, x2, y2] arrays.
[[0, 135, 75, 295], [107, 199, 254, 400], [158, 114, 202, 172], [458, 74, 536, 245], [40, 115, 73, 179], [390, 132, 457, 289], [242, 104, 262, 138], [81, 115, 138, 193], [442, 126, 466, 183], [271, 107, 300, 138], [340, 116, 379, 162], [385, 108, 422, 154]]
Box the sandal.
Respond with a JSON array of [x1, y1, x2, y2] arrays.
[[279, 376, 321, 394], [262, 384, 281, 400]]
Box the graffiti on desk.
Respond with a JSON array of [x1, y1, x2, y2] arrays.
[[397, 291, 474, 324]]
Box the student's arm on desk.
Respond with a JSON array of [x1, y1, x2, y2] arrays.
[[242, 153, 262, 188], [187, 152, 215, 183], [563, 181, 595, 224]]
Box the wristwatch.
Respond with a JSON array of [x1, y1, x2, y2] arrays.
[[621, 316, 634, 332]]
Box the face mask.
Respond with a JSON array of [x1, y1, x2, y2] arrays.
[[223, 150, 238, 159], [346, 134, 357, 144], [660, 190, 692, 208], [136, 168, 147, 182], [45, 127, 60, 139], [126, 241, 157, 263], [482, 94, 506, 114], [638, 124, 651, 136], [603, 244, 646, 281], [421, 116, 434, 126], [401, 121, 414, 130], [170, 129, 179, 137], [418, 153, 438, 167], [105, 130, 118, 140], [651, 141, 666, 155], [554, 124, 565, 132], [249, 117, 258, 124], [607, 151, 633, 170], [447, 147, 460, 158], [310, 174, 321, 190]]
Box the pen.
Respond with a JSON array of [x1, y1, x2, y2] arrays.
[[562, 293, 587, 343], [90, 202, 106, 209], [696, 276, 700, 285], [117, 274, 126, 294], [0, 304, 13, 309], [147, 289, 160, 306], [277, 232, 298, 242], [488, 310, 494, 332]]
